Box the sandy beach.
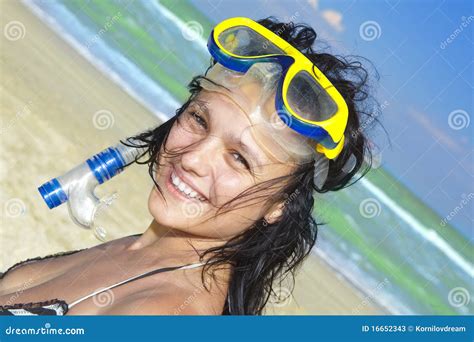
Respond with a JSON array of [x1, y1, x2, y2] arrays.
[[0, 1, 385, 315]]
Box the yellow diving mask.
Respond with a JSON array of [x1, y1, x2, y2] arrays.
[[201, 17, 351, 188], [207, 17, 349, 160]]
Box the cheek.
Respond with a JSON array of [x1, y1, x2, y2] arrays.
[[155, 123, 194, 173], [211, 172, 248, 204], [207, 196, 264, 239]]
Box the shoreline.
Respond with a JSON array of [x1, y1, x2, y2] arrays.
[[314, 251, 393, 314]]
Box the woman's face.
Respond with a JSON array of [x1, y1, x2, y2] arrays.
[[148, 90, 296, 240]]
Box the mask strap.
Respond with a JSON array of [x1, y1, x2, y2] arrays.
[[313, 153, 329, 190], [313, 151, 358, 190], [341, 152, 357, 174]]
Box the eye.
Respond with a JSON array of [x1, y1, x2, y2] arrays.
[[190, 111, 207, 129], [232, 151, 251, 170]]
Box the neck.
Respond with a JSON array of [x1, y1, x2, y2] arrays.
[[127, 220, 233, 304]]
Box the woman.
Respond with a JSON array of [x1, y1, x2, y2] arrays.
[[0, 16, 378, 315]]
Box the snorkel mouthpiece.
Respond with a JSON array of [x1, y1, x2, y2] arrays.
[[38, 141, 142, 230]]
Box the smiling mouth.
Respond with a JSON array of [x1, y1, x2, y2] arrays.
[[166, 167, 207, 202]]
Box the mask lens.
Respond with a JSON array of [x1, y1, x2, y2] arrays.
[[249, 120, 316, 165], [286, 70, 338, 122], [218, 26, 285, 56]]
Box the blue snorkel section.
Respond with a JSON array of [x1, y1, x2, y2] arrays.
[[38, 146, 128, 210], [37, 140, 144, 231], [86, 147, 127, 185], [38, 178, 68, 209]]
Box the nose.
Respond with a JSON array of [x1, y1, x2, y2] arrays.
[[180, 135, 222, 177]]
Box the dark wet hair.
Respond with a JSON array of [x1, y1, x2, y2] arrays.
[[124, 17, 382, 315]]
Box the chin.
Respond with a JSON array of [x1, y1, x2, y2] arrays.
[[147, 183, 208, 232], [147, 185, 175, 227]]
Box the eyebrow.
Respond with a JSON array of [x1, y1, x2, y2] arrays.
[[192, 99, 264, 168]]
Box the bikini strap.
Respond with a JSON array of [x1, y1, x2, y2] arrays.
[[68, 262, 204, 309]]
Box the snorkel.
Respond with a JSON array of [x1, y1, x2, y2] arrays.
[[37, 140, 144, 240]]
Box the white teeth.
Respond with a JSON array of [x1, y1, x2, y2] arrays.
[[170, 171, 205, 202]]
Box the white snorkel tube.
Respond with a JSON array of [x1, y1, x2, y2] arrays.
[[38, 140, 144, 240]]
